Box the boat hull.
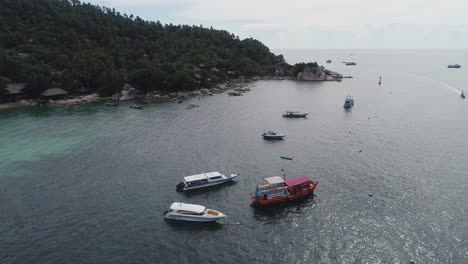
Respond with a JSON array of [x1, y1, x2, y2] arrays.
[[283, 114, 308, 118], [262, 135, 286, 140], [164, 214, 225, 222], [251, 182, 318, 206], [178, 174, 238, 192]]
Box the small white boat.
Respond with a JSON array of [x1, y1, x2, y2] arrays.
[[164, 202, 226, 222], [176, 171, 239, 192], [262, 130, 286, 140], [283, 111, 308, 118]]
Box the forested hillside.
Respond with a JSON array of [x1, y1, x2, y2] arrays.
[[0, 0, 284, 96]]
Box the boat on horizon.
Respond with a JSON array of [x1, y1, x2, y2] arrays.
[[283, 111, 308, 118], [448, 64, 461, 68], [176, 171, 239, 192], [163, 202, 226, 222], [461, 91, 465, 99], [251, 176, 318, 206], [343, 96, 354, 109], [345, 62, 357, 66], [326, 59, 332, 63], [262, 130, 286, 140]]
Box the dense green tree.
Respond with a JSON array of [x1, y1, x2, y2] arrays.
[[0, 0, 284, 98], [292, 62, 320, 77]]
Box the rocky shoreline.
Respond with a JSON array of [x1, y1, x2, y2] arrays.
[[0, 72, 343, 109]]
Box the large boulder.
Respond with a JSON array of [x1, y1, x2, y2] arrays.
[[297, 67, 326, 81], [119, 84, 137, 101]]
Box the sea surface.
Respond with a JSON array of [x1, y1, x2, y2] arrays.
[[1, 50, 467, 263]]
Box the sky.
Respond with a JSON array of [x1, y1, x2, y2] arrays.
[[86, 0, 468, 49]]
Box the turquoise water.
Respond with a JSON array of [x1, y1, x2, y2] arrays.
[[1, 50, 467, 263]]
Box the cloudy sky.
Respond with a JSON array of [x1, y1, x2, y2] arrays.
[[87, 0, 468, 49]]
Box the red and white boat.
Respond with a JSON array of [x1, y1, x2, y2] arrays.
[[250, 176, 318, 205]]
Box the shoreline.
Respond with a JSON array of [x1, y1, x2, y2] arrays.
[[0, 74, 343, 110]]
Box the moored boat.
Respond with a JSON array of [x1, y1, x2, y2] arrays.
[[251, 176, 318, 205], [448, 64, 461, 68], [282, 111, 308, 118], [104, 100, 118, 106], [343, 96, 354, 109], [130, 105, 143, 109], [163, 202, 226, 222], [262, 130, 286, 140], [176, 171, 239, 192]]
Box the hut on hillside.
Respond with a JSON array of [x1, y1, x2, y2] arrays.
[[41, 88, 68, 100], [1, 83, 25, 103]]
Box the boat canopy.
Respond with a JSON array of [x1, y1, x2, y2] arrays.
[[205, 171, 223, 179], [184, 171, 222, 182], [284, 176, 311, 187], [264, 176, 285, 184], [170, 202, 205, 214]]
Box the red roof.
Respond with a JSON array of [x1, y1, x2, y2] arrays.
[[284, 176, 310, 187]]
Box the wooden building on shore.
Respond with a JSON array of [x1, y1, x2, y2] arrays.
[[40, 88, 68, 100], [1, 83, 25, 103]]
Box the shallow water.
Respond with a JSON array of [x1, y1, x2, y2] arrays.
[[1, 50, 467, 263]]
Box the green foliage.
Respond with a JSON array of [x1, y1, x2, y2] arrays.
[[0, 0, 282, 97], [292, 62, 320, 77]]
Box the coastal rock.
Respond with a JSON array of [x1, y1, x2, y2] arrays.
[[119, 84, 137, 101], [158, 95, 170, 101], [191, 90, 202, 96], [297, 67, 326, 81], [200, 88, 210, 94]]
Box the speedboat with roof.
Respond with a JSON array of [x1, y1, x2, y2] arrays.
[[343, 96, 354, 109], [448, 64, 461, 68], [251, 176, 318, 206], [262, 130, 286, 140], [283, 111, 308, 118], [176, 171, 239, 192], [163, 202, 226, 222]]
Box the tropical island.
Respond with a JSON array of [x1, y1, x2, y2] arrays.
[[0, 0, 342, 107]]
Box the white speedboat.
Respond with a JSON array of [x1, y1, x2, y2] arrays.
[[283, 111, 308, 118], [176, 171, 239, 192], [262, 130, 286, 140], [163, 202, 226, 222]]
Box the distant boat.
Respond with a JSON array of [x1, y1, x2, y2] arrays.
[[345, 62, 357, 66], [130, 105, 143, 109], [250, 176, 318, 206], [378, 76, 382, 85], [176, 171, 239, 192], [281, 156, 293, 160], [283, 111, 308, 118], [104, 100, 118, 106], [262, 130, 286, 140], [326, 59, 332, 63], [448, 64, 461, 68], [343, 96, 354, 109], [461, 91, 465, 99], [163, 202, 226, 222]]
